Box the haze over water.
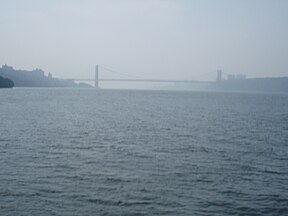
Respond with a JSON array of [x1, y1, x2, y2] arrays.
[[1, 0, 288, 80], [1, 89, 287, 215], [1, 0, 288, 215]]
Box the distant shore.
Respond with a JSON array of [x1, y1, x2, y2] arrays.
[[0, 75, 14, 88], [212, 77, 288, 93], [0, 65, 91, 88]]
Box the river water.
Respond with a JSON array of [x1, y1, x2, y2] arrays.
[[0, 88, 288, 215]]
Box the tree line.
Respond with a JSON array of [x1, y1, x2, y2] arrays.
[[0, 76, 14, 88]]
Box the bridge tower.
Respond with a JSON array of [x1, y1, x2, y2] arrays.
[[217, 69, 222, 82], [95, 65, 99, 88]]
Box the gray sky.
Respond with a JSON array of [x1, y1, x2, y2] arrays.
[[1, 0, 288, 81]]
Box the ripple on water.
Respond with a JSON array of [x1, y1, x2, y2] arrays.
[[0, 90, 288, 215]]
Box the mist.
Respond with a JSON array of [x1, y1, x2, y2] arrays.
[[1, 1, 288, 215], [1, 0, 288, 82]]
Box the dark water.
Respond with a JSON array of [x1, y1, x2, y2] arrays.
[[0, 88, 288, 216]]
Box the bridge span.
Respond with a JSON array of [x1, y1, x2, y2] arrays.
[[67, 65, 216, 88]]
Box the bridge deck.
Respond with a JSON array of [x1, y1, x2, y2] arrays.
[[68, 78, 214, 83]]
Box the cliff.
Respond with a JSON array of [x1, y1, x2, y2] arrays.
[[0, 75, 14, 88], [0, 65, 90, 88]]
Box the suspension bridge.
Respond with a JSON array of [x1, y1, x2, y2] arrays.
[[68, 65, 218, 88]]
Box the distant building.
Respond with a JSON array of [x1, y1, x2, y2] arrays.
[[227, 74, 246, 80], [217, 70, 222, 82], [227, 74, 235, 80], [48, 72, 52, 79], [2, 64, 14, 71], [33, 68, 45, 77], [236, 74, 246, 79]]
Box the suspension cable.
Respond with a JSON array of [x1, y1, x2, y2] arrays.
[[98, 65, 147, 79]]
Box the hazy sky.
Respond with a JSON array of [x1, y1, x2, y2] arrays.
[[1, 0, 288, 80]]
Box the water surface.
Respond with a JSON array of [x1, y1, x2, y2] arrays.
[[0, 88, 288, 215]]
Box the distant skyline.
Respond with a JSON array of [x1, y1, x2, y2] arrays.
[[1, 0, 288, 81]]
